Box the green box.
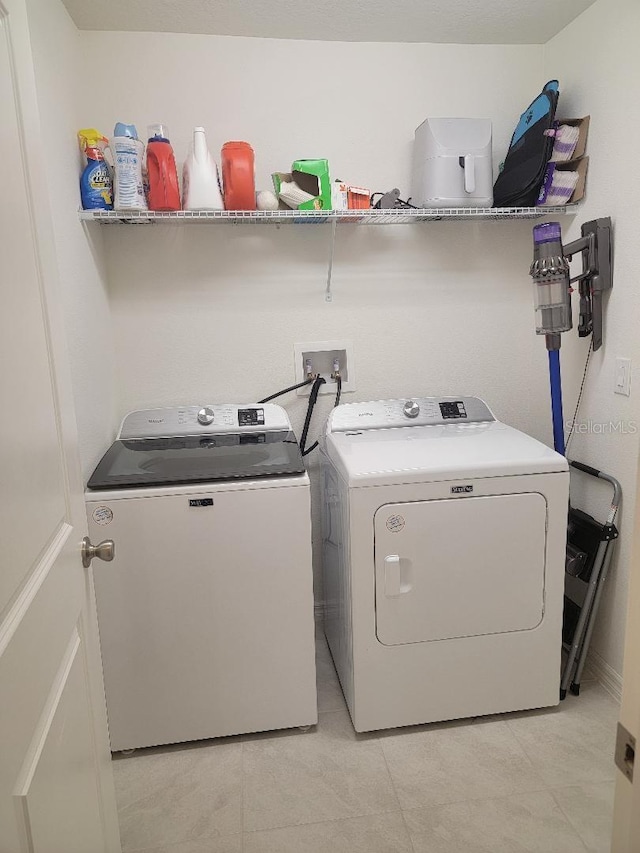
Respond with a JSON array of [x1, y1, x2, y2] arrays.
[[292, 159, 331, 210]]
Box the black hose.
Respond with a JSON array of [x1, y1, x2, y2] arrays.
[[259, 374, 343, 458], [300, 375, 343, 458], [258, 377, 314, 404], [300, 375, 326, 457]]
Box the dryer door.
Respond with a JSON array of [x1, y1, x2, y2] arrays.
[[374, 493, 547, 645]]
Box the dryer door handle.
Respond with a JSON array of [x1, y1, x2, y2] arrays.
[[384, 555, 401, 597]]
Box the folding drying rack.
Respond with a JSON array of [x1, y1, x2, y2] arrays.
[[561, 460, 621, 699]]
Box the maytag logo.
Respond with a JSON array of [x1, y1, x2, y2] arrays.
[[358, 411, 374, 417], [189, 498, 214, 507], [148, 418, 164, 424], [451, 485, 473, 494]]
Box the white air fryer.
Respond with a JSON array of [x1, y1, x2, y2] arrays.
[[411, 118, 493, 208]]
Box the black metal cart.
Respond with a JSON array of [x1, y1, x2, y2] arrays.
[[561, 460, 621, 700]]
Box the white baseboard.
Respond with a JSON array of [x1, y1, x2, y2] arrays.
[[586, 649, 623, 703]]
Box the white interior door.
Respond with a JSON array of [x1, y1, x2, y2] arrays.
[[611, 459, 640, 850], [0, 1, 120, 850]]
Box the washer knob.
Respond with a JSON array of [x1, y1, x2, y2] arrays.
[[197, 406, 215, 425], [403, 400, 420, 419]]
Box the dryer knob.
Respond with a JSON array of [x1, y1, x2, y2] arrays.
[[403, 400, 420, 419], [197, 406, 215, 425]]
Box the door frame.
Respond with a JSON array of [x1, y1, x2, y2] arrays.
[[611, 449, 640, 850]]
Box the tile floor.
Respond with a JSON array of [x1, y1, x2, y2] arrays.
[[112, 633, 618, 853]]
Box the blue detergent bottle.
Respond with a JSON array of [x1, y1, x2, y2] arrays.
[[80, 146, 113, 210]]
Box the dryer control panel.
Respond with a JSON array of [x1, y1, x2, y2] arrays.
[[327, 396, 495, 433]]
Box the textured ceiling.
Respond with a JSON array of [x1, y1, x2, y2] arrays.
[[61, 0, 596, 44]]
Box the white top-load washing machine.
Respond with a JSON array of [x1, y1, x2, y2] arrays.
[[86, 403, 317, 751], [320, 396, 569, 733]]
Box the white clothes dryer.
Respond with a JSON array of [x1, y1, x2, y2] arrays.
[[320, 396, 569, 732]]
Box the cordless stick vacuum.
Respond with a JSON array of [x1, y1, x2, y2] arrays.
[[529, 218, 613, 455]]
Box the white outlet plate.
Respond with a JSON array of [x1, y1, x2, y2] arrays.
[[615, 357, 632, 396], [294, 340, 355, 396]]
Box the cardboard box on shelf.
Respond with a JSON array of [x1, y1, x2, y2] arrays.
[[537, 156, 589, 206], [331, 181, 349, 210], [291, 159, 332, 210], [272, 160, 332, 210], [537, 116, 590, 206], [566, 155, 588, 203], [331, 182, 371, 211], [555, 116, 590, 161], [347, 186, 371, 210]]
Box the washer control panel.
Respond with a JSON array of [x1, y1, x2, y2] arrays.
[[328, 397, 494, 433], [119, 404, 290, 439]]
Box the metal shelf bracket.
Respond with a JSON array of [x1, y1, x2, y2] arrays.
[[326, 219, 337, 302]]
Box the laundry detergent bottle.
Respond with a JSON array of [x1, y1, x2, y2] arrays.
[[78, 129, 113, 210], [146, 123, 181, 211], [221, 141, 256, 210], [110, 122, 147, 210], [182, 126, 224, 210]]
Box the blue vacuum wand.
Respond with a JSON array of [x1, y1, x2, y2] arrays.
[[529, 218, 613, 456], [530, 222, 572, 455]]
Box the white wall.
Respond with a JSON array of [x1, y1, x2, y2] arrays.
[[76, 32, 555, 600], [78, 33, 542, 200], [29, 12, 637, 675], [544, 0, 640, 678], [25, 0, 118, 479]]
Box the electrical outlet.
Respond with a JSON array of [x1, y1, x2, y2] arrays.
[[615, 357, 631, 396], [294, 341, 355, 395]]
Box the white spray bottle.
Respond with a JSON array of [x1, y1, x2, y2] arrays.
[[110, 123, 147, 210], [183, 126, 224, 210]]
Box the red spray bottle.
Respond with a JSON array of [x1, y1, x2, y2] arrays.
[[146, 123, 181, 211]]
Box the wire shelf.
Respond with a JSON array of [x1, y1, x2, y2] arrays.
[[78, 205, 580, 226]]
